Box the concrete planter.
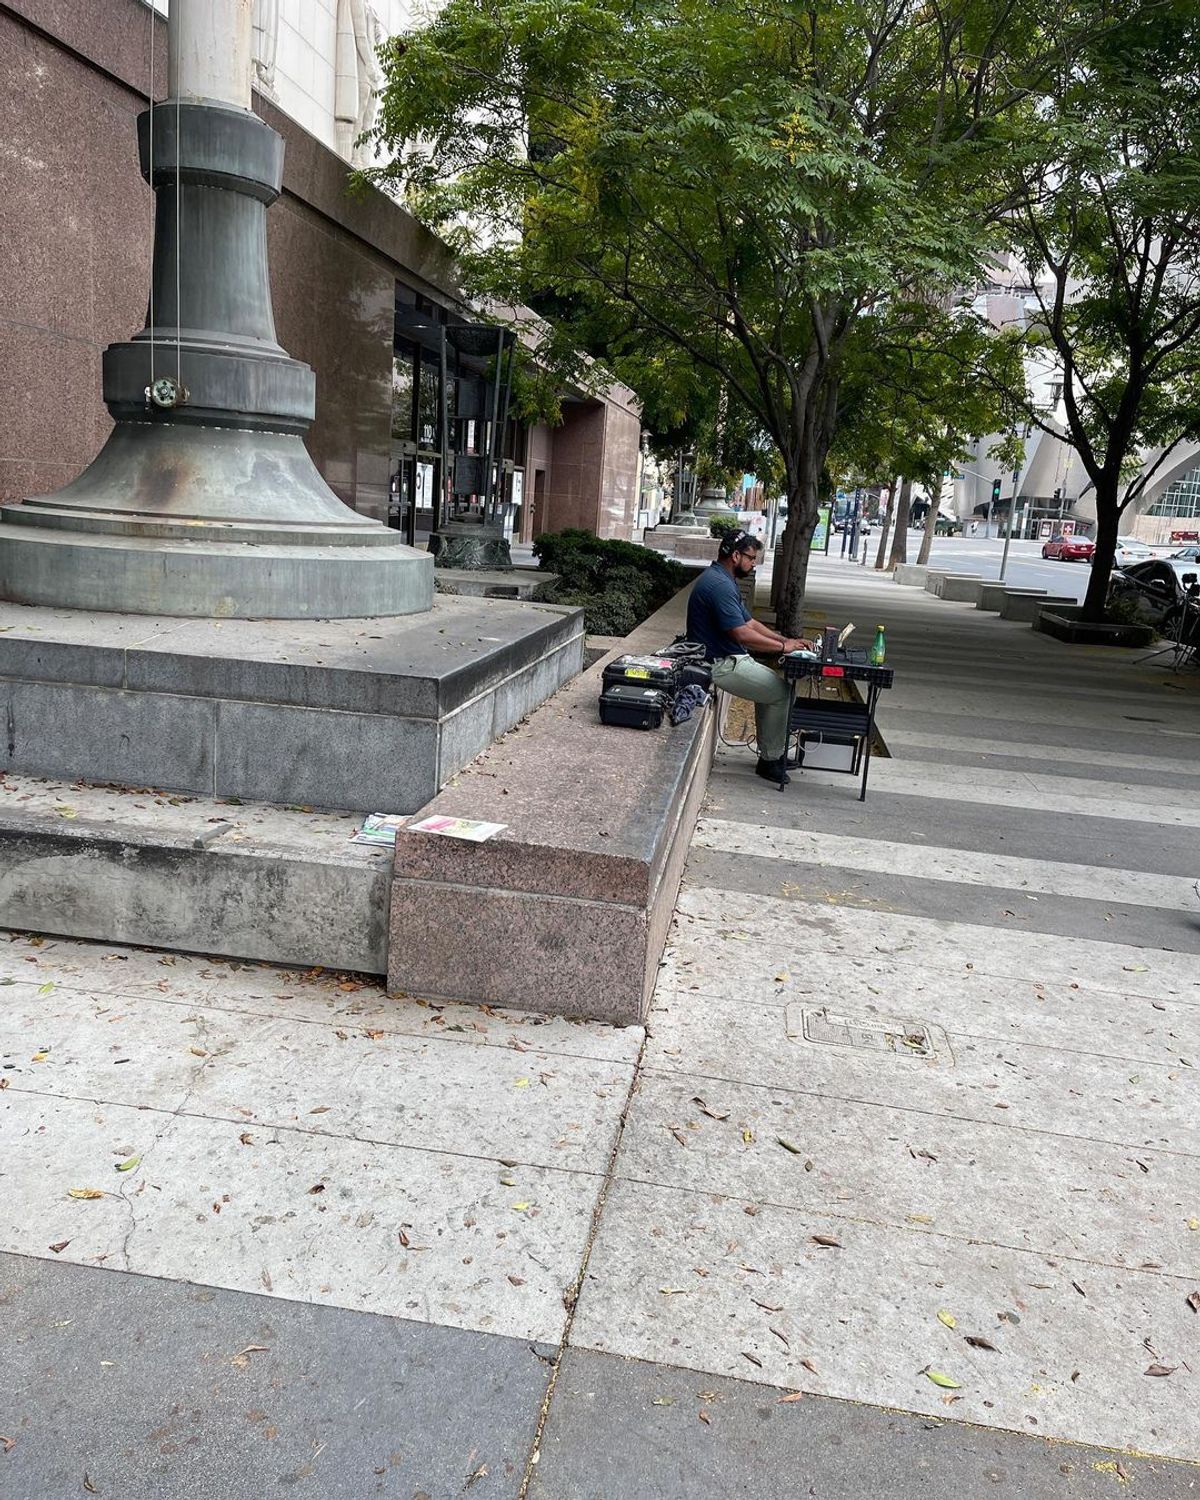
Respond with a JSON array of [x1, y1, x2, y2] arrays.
[[1035, 608, 1157, 647], [893, 564, 929, 587], [975, 583, 1046, 612], [939, 575, 987, 603], [1000, 592, 1077, 623]]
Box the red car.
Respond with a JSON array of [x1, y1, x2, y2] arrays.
[[1042, 534, 1095, 561]]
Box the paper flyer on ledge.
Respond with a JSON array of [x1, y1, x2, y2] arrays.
[[407, 815, 507, 843]]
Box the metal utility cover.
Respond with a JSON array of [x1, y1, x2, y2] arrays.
[[786, 1005, 953, 1065]]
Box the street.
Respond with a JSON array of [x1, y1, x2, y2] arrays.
[[838, 533, 1100, 601]]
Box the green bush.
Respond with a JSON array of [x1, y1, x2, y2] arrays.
[[708, 514, 741, 540], [533, 528, 688, 635]]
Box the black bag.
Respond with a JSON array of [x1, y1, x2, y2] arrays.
[[598, 683, 670, 729]]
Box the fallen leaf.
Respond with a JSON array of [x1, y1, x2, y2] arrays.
[[925, 1370, 962, 1389], [778, 1392, 805, 1404], [692, 1097, 730, 1121], [1123, 964, 1149, 973], [189, 1046, 208, 1058], [776, 1138, 803, 1154], [114, 1155, 140, 1173], [513, 1078, 530, 1088], [908, 1213, 934, 1225], [965, 1335, 998, 1352], [741, 1351, 763, 1368], [937, 1310, 957, 1329], [239, 1132, 255, 1146], [511, 1202, 532, 1212], [742, 1130, 754, 1144], [308, 1184, 325, 1194], [659, 1286, 688, 1295], [1187, 1291, 1200, 1314], [83, 1475, 98, 1493], [309, 1106, 331, 1115], [0, 1436, 15, 1453], [48, 1240, 70, 1254], [1187, 1218, 1199, 1232], [811, 1234, 842, 1248], [68, 1187, 103, 1200], [0, 1079, 7, 1090], [31, 1051, 48, 1062], [465, 1463, 489, 1489], [37, 981, 55, 995], [398, 1229, 410, 1247], [1145, 1364, 1177, 1377], [698, 1409, 711, 1424], [800, 1358, 818, 1375], [651, 1396, 675, 1406], [234, 1345, 269, 1360], [507, 1275, 525, 1287], [774, 972, 789, 983]]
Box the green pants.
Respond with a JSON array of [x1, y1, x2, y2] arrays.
[[711, 654, 790, 760]]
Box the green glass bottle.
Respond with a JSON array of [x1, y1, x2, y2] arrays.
[[869, 624, 887, 666]]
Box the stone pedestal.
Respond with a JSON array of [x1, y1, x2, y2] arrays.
[[430, 519, 513, 571], [0, 597, 583, 813], [0, 88, 429, 618]]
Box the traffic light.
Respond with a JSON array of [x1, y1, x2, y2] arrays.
[[991, 478, 1002, 506]]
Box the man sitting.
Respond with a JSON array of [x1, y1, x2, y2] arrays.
[[686, 529, 812, 785]]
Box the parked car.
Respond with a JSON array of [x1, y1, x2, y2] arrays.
[[1168, 545, 1200, 563], [1114, 536, 1154, 566], [1042, 533, 1096, 561], [1107, 558, 1200, 632]]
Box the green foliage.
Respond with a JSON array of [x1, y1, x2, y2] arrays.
[[532, 528, 687, 634], [368, 0, 1077, 629], [708, 515, 741, 540]]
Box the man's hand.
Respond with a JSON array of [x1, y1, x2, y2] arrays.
[[783, 637, 816, 654]]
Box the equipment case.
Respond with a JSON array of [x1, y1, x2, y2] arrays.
[[598, 683, 671, 729], [601, 654, 680, 694]]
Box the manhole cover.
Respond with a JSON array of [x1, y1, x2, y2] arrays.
[[786, 1005, 952, 1065]]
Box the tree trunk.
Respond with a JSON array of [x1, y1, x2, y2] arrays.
[[917, 487, 938, 565], [887, 476, 913, 568], [776, 479, 820, 635], [873, 487, 894, 569], [1082, 480, 1122, 622]]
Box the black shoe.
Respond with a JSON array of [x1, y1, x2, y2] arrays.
[[755, 756, 790, 786]]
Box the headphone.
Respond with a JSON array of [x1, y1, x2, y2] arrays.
[[718, 528, 759, 559]]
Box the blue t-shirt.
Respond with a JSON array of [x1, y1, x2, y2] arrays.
[[686, 563, 752, 661]]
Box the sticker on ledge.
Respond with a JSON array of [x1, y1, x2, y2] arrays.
[[408, 815, 507, 843]]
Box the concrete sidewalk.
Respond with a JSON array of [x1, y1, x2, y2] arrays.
[[3, 556, 1200, 1497]]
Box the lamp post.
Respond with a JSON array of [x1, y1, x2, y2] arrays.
[[0, 0, 430, 619]]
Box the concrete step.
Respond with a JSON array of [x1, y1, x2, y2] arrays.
[[0, 774, 389, 974]]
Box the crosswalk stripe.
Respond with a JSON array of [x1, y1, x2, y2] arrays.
[[883, 728, 1200, 781], [694, 817, 1199, 912]]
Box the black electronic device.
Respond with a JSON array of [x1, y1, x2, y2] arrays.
[[599, 683, 670, 729]]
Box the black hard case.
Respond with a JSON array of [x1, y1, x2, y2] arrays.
[[598, 683, 670, 729], [601, 653, 680, 693]]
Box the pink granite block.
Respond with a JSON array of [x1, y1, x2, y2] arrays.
[[388, 582, 716, 1024]]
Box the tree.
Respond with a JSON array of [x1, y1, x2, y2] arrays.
[[831, 302, 1025, 565], [369, 0, 1073, 630], [999, 0, 1200, 620]]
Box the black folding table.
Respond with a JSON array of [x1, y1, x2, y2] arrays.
[[780, 650, 894, 800]]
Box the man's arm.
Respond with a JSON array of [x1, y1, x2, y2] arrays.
[[729, 619, 813, 655]]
